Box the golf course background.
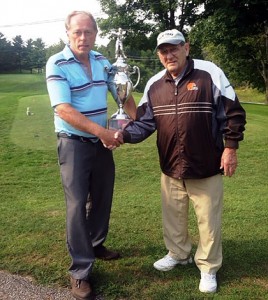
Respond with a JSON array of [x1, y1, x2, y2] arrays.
[[0, 74, 267, 299]]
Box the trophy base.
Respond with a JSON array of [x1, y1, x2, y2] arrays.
[[108, 118, 130, 130]]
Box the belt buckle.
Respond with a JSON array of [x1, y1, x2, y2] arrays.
[[80, 136, 88, 143]]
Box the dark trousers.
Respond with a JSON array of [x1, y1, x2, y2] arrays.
[[57, 137, 115, 280]]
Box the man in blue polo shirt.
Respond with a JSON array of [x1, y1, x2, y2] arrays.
[[46, 11, 136, 300]]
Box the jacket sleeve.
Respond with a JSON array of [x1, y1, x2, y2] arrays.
[[122, 69, 166, 143], [122, 94, 156, 143], [216, 68, 246, 149], [222, 94, 246, 148]]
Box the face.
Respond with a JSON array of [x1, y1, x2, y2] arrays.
[[67, 14, 97, 60], [157, 43, 190, 78]]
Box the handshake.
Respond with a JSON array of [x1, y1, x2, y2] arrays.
[[101, 129, 124, 151]]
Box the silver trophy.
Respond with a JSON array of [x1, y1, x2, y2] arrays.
[[106, 28, 140, 130]]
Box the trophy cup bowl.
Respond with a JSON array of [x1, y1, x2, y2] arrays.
[[108, 57, 140, 130], [107, 28, 140, 130], [108, 69, 133, 130]]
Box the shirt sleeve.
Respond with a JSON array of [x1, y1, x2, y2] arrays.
[[46, 57, 72, 108]]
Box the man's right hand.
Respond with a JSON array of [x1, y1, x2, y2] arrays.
[[100, 129, 124, 150]]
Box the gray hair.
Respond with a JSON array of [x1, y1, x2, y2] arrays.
[[65, 11, 98, 32]]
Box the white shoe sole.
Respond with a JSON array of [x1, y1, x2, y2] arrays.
[[153, 263, 175, 271], [199, 286, 217, 293]]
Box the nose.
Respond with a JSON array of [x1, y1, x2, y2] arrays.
[[166, 51, 174, 58], [165, 51, 176, 61], [80, 33, 87, 40]]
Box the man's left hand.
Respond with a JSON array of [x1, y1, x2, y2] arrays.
[[220, 148, 238, 177]]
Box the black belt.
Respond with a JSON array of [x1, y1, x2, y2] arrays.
[[57, 133, 95, 143]]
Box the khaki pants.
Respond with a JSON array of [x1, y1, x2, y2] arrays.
[[161, 173, 223, 274]]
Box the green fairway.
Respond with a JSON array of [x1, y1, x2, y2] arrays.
[[10, 94, 56, 151], [0, 74, 267, 299]]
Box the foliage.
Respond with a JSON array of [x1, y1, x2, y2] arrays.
[[0, 33, 13, 71], [0, 33, 46, 73], [98, 0, 268, 102], [96, 0, 205, 91], [45, 40, 66, 61], [1, 0, 268, 101], [98, 0, 204, 51], [189, 0, 268, 101], [0, 74, 267, 299]]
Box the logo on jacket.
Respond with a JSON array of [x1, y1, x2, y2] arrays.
[[187, 82, 198, 91]]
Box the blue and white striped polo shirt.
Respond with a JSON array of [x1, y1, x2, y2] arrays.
[[46, 45, 112, 139]]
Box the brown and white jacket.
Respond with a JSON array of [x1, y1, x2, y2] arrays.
[[123, 57, 246, 179]]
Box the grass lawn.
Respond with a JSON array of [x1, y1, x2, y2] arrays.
[[0, 74, 267, 299]]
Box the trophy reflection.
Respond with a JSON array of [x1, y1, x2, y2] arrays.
[[107, 28, 140, 130]]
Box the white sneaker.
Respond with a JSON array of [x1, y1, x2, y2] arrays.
[[199, 272, 217, 293], [153, 254, 193, 271]]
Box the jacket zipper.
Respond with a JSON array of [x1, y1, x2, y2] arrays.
[[174, 85, 178, 96], [174, 82, 182, 178]]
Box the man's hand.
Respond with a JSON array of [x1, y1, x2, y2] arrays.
[[114, 130, 124, 143], [220, 148, 238, 177], [100, 129, 123, 150], [55, 103, 124, 151]]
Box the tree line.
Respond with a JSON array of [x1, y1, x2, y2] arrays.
[[0, 0, 267, 103], [0, 33, 47, 73]]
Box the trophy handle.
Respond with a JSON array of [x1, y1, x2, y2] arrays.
[[131, 66, 140, 90]]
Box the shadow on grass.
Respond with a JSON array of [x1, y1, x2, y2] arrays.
[[89, 238, 268, 299], [221, 238, 268, 280]]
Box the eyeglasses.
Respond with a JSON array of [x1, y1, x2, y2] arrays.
[[157, 44, 183, 56]]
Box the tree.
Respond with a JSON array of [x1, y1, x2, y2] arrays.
[[31, 38, 46, 73], [12, 36, 25, 73], [23, 39, 35, 72], [0, 33, 47, 73], [183, 0, 268, 103], [98, 0, 203, 52], [98, 0, 268, 103], [0, 33, 13, 72], [23, 38, 47, 73], [97, 0, 204, 90], [46, 40, 66, 61]]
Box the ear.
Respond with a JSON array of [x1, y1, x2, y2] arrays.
[[184, 42, 190, 56]]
